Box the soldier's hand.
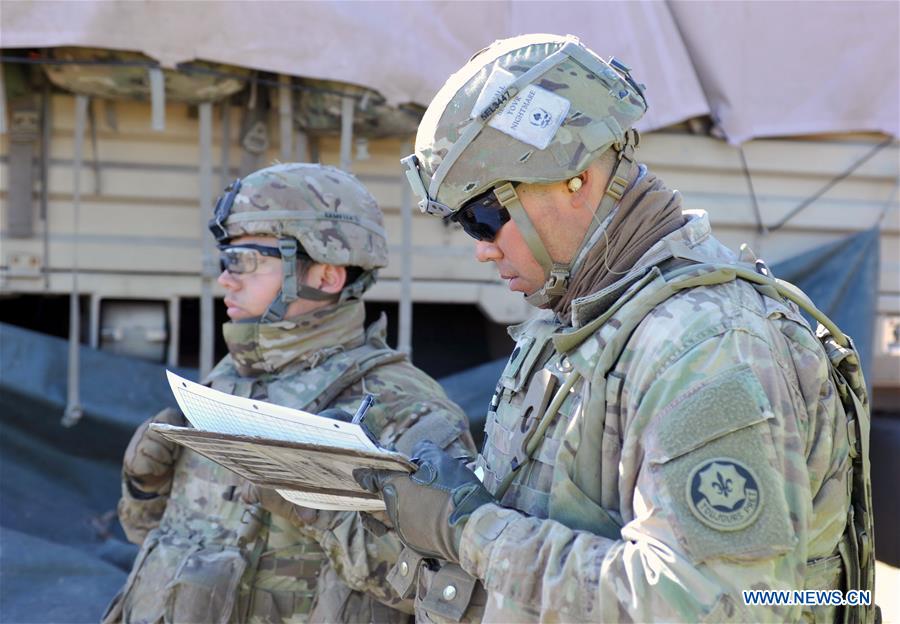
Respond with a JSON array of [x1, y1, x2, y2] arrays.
[[354, 440, 494, 563], [238, 481, 319, 527], [122, 407, 185, 495]]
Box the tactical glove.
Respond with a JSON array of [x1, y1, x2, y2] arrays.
[[238, 481, 320, 527], [123, 407, 185, 496], [354, 440, 494, 563]]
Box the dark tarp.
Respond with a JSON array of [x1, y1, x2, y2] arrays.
[[0, 323, 192, 623], [771, 227, 881, 381], [0, 322, 503, 623], [0, 228, 888, 622]]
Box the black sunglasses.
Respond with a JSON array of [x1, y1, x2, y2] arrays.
[[451, 185, 514, 242]]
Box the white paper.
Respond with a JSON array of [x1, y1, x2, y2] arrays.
[[160, 371, 413, 511], [472, 65, 571, 150], [277, 488, 385, 512], [166, 370, 379, 452]]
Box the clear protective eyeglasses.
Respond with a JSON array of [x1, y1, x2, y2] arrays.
[[218, 243, 283, 275]]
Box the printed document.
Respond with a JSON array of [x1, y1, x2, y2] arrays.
[[151, 371, 414, 511]]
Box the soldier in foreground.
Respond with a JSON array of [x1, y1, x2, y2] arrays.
[[356, 34, 877, 622], [104, 163, 475, 623]]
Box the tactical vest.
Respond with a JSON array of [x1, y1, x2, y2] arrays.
[[113, 328, 405, 624], [478, 243, 877, 624]]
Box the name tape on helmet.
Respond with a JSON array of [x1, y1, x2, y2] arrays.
[[471, 66, 571, 151], [323, 211, 361, 224]]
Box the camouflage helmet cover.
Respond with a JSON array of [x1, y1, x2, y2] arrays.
[[408, 34, 648, 215], [217, 163, 389, 271]]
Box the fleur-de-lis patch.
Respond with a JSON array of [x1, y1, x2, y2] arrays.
[[686, 458, 762, 531]]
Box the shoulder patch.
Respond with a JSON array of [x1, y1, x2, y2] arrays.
[[686, 458, 762, 531]]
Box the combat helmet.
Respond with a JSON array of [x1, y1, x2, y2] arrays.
[[209, 163, 388, 322], [402, 33, 648, 306]]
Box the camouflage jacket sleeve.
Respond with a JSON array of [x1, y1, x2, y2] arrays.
[[457, 293, 848, 622], [116, 407, 185, 544], [303, 360, 477, 610], [117, 476, 169, 545]]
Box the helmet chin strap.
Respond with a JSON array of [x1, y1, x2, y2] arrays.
[[255, 238, 339, 324], [494, 130, 638, 309]]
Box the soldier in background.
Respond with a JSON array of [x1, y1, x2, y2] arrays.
[[104, 163, 475, 623], [356, 34, 876, 622]]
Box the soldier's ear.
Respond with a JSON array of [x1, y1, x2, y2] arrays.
[[569, 161, 608, 212], [317, 264, 347, 294]]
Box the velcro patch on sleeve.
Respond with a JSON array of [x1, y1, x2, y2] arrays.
[[647, 365, 796, 562]]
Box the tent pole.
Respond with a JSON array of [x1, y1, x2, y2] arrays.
[[40, 75, 51, 290], [167, 296, 180, 368], [398, 141, 413, 357], [149, 67, 165, 131], [0, 62, 6, 135], [279, 74, 292, 161], [339, 96, 354, 172], [220, 98, 231, 186], [62, 94, 89, 427], [89, 294, 101, 349], [198, 102, 215, 379], [295, 129, 309, 162]]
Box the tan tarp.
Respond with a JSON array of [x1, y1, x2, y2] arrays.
[[2, 0, 897, 142], [0, 0, 706, 134], [668, 1, 899, 143]]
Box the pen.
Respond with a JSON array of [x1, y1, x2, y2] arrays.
[[352, 394, 376, 425]]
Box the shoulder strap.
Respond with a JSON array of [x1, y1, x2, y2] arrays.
[[303, 312, 408, 412], [303, 344, 407, 414], [819, 331, 878, 624], [207, 342, 406, 413], [203, 355, 248, 395]]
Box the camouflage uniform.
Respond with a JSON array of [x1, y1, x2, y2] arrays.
[[396, 34, 875, 623], [107, 164, 475, 624], [454, 211, 857, 621]]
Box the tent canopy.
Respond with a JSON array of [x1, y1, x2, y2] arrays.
[[2, 0, 896, 143]]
